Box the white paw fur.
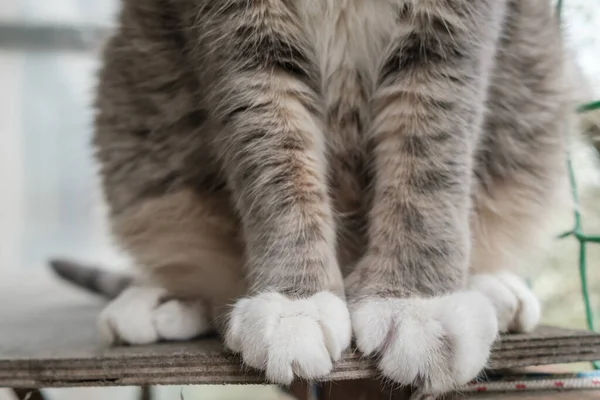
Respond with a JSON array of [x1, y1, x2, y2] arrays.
[[225, 291, 351, 384], [351, 291, 498, 394], [98, 286, 211, 344], [469, 271, 541, 333]]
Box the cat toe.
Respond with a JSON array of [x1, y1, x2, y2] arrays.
[[153, 298, 212, 340]]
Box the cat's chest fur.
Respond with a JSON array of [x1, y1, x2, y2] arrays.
[[299, 0, 397, 129], [297, 0, 398, 265]]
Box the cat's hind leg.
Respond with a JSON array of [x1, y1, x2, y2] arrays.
[[467, 0, 572, 336], [468, 272, 540, 334], [50, 258, 214, 344], [98, 286, 212, 344], [103, 189, 247, 344]]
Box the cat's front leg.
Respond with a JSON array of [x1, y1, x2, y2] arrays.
[[195, 4, 349, 384], [346, 1, 508, 395]]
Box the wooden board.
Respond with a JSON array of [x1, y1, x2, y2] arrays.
[[1, 271, 600, 388], [462, 393, 600, 399], [310, 380, 600, 400]]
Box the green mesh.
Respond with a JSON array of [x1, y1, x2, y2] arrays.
[[556, 0, 600, 370]]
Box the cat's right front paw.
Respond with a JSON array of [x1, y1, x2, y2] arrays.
[[225, 291, 351, 384]]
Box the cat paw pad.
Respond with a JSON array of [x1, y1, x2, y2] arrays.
[[225, 291, 351, 384]]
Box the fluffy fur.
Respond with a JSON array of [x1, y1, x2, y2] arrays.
[[53, 0, 574, 396]]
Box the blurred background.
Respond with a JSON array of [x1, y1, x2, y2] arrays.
[[0, 0, 599, 399]]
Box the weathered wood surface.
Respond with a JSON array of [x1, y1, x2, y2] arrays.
[[312, 380, 600, 400], [1, 271, 600, 388]]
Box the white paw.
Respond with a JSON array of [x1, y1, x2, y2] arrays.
[[351, 292, 498, 394], [225, 291, 351, 384], [469, 271, 541, 333], [98, 286, 212, 344]]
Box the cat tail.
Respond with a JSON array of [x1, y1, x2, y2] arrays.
[[48, 258, 133, 300]]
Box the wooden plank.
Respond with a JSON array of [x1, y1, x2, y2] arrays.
[[293, 380, 600, 400], [1, 271, 599, 388], [460, 392, 600, 399]]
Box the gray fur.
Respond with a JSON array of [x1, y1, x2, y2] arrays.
[[92, 0, 570, 298], [56, 0, 575, 393]]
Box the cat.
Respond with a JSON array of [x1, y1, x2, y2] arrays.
[[51, 0, 575, 396]]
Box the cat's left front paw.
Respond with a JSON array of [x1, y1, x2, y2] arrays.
[[350, 291, 498, 394], [225, 291, 351, 384]]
